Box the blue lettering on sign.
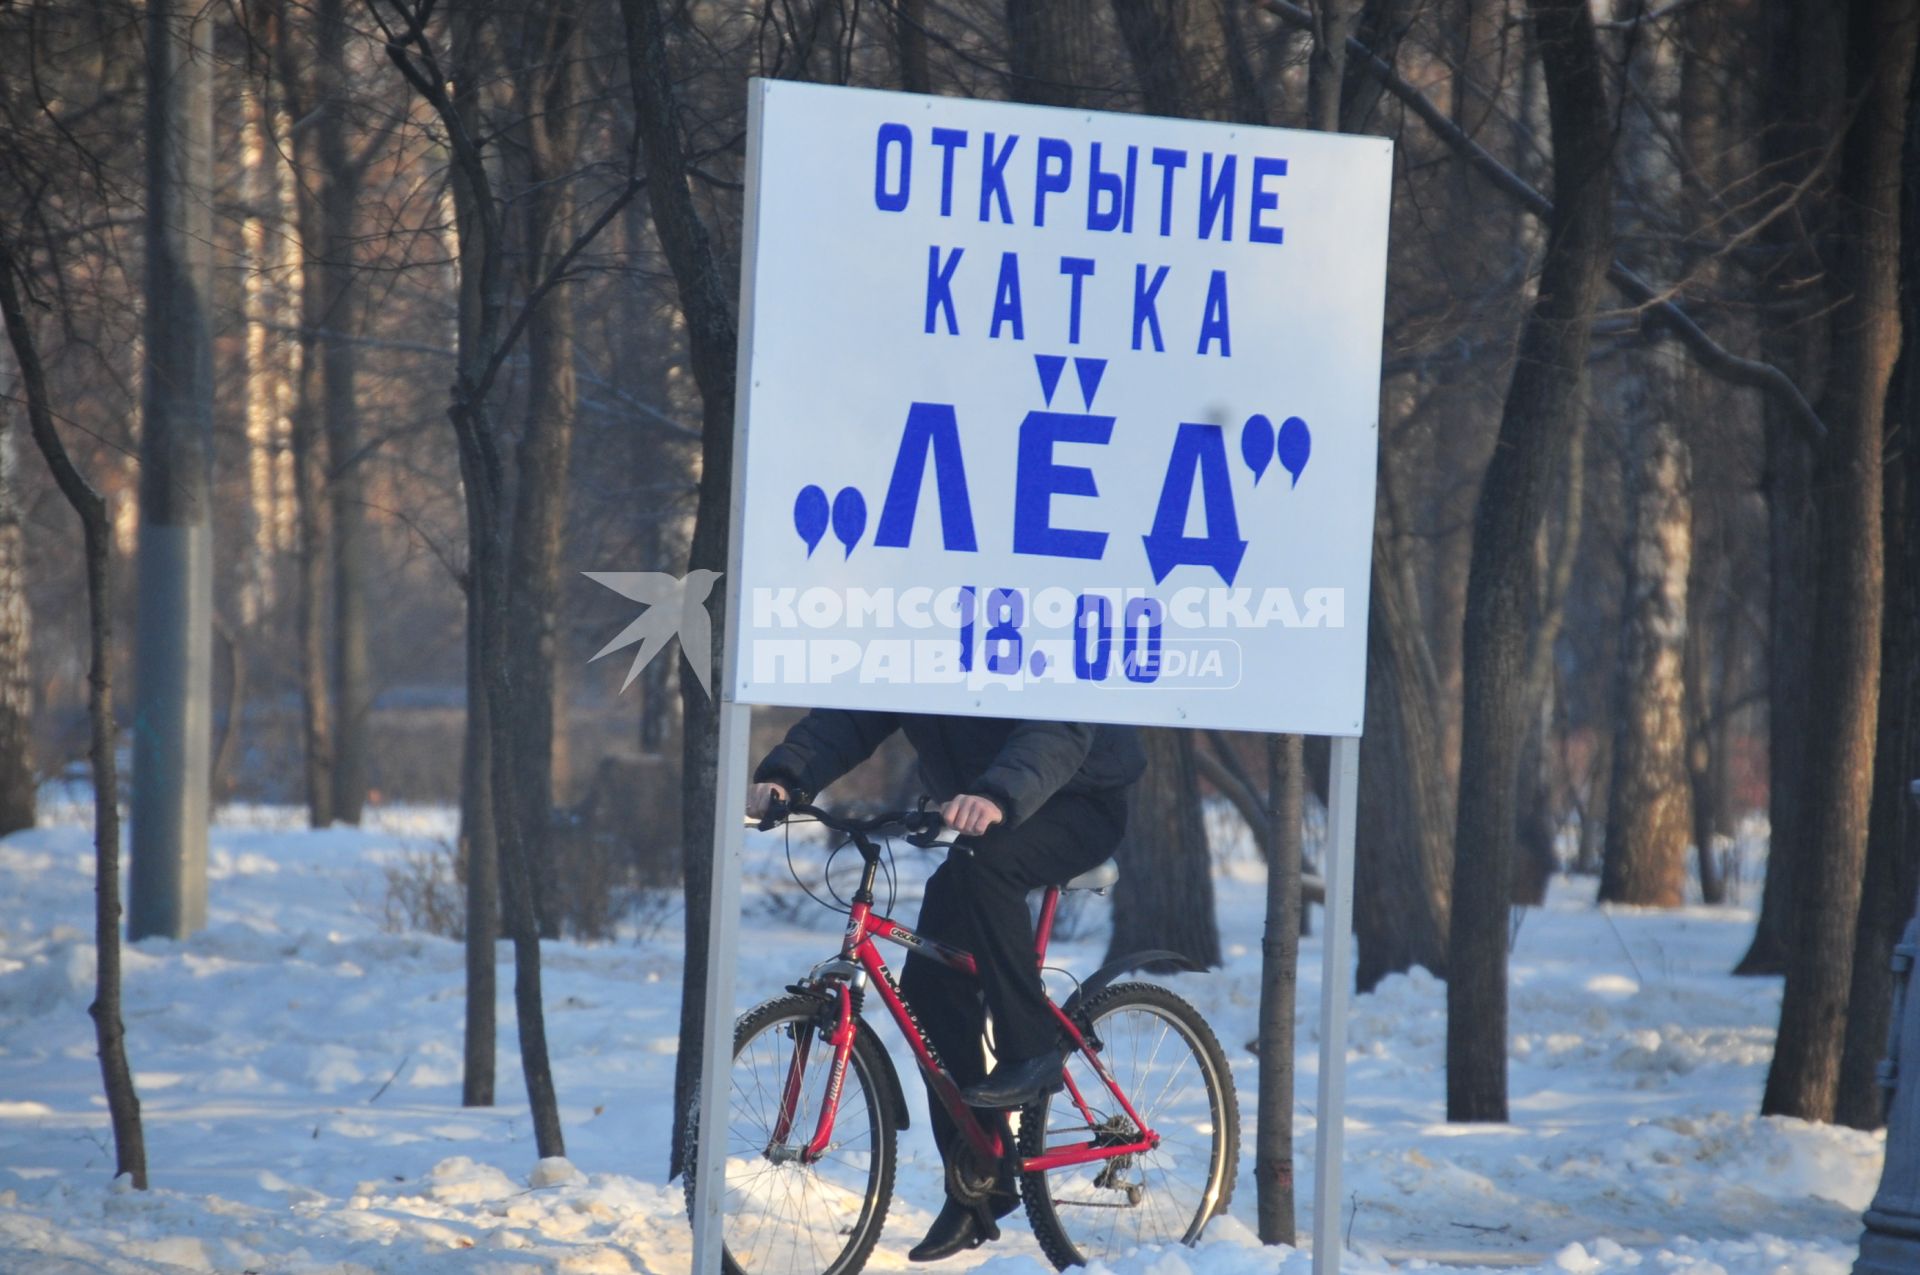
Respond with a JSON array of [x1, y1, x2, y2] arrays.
[[1198, 270, 1231, 357], [984, 588, 1024, 674], [925, 246, 963, 335], [1059, 256, 1095, 344], [1087, 143, 1138, 233], [1014, 410, 1113, 560], [1250, 157, 1287, 244], [874, 402, 978, 552], [1034, 137, 1072, 227], [1132, 264, 1169, 352], [980, 132, 1019, 223], [874, 122, 911, 212], [1142, 423, 1248, 585], [1074, 594, 1113, 680], [1199, 154, 1235, 241], [1150, 147, 1187, 236], [930, 127, 967, 217], [991, 252, 1025, 340], [1123, 597, 1163, 683]]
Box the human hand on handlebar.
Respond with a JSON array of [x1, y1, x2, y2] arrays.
[[746, 782, 788, 819], [940, 793, 1003, 836]]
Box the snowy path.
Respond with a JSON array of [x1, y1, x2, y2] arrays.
[[0, 807, 1882, 1273]]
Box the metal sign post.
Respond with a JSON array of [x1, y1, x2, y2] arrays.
[[1313, 735, 1361, 1274]]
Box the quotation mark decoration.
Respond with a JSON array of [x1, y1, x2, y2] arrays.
[[1276, 415, 1311, 488], [1237, 413, 1312, 488], [793, 484, 871, 557], [831, 487, 867, 557], [1240, 413, 1275, 483], [794, 485, 830, 557]]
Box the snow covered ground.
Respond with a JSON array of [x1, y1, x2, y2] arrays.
[[0, 803, 1884, 1273]]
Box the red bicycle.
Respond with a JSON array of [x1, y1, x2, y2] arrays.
[[689, 803, 1239, 1273]]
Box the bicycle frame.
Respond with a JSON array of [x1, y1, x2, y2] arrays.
[[773, 821, 1161, 1178]]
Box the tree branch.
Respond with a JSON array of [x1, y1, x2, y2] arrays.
[[1254, 0, 1828, 448]]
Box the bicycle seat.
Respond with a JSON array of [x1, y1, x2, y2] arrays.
[[1061, 860, 1119, 893]]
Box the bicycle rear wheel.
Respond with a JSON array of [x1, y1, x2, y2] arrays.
[[687, 993, 898, 1275], [1018, 981, 1238, 1269]]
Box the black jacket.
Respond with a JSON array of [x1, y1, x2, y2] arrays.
[[754, 711, 1145, 827]]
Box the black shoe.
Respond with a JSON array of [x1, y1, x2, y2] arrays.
[[908, 1198, 993, 1263], [960, 1049, 1066, 1108]]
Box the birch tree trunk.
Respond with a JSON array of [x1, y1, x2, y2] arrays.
[[0, 412, 33, 837], [1600, 403, 1694, 908]]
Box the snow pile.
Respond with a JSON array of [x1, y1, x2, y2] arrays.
[[0, 806, 1884, 1273]]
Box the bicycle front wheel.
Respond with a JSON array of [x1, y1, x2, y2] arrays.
[[688, 993, 898, 1275], [1018, 981, 1239, 1269]]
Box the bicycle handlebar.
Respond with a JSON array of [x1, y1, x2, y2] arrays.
[[742, 801, 951, 847]]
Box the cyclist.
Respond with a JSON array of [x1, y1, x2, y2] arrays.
[[746, 710, 1144, 1261]]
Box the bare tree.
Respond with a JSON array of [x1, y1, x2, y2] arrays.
[[1834, 57, 1920, 1131], [373, 0, 640, 1157], [1447, 0, 1614, 1122], [1734, 0, 1844, 977], [0, 234, 147, 1189], [1763, 0, 1918, 1122], [619, 0, 741, 1180]]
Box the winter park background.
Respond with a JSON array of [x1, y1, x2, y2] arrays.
[[4, 0, 1918, 1272], [0, 791, 1881, 1273]]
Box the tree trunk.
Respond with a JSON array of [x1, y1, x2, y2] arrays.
[[507, 3, 583, 940], [129, 0, 214, 942], [1005, 0, 1092, 107], [1447, 0, 1613, 1123], [1514, 421, 1586, 907], [461, 574, 498, 1107], [1355, 521, 1452, 990], [272, 1, 335, 830], [1255, 734, 1302, 1244], [1834, 60, 1920, 1131], [619, 0, 741, 1182], [1600, 407, 1694, 909], [1763, 0, 1916, 1123], [1110, 0, 1231, 121], [1678, 0, 1730, 910], [381, 0, 569, 1158], [893, 0, 929, 93], [1109, 728, 1222, 969], [0, 412, 33, 837], [1097, 0, 1241, 975], [1736, 0, 1847, 977], [1, 232, 148, 1188], [1836, 366, 1918, 1129], [316, 0, 369, 827]]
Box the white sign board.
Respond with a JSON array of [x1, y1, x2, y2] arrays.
[[734, 81, 1391, 736]]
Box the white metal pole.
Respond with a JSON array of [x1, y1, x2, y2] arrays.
[[691, 702, 751, 1272], [691, 77, 771, 1274], [1312, 734, 1361, 1275]]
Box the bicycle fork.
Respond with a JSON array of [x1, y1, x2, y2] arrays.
[[768, 981, 857, 1165]]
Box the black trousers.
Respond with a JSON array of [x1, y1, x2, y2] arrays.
[[897, 786, 1128, 1183]]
